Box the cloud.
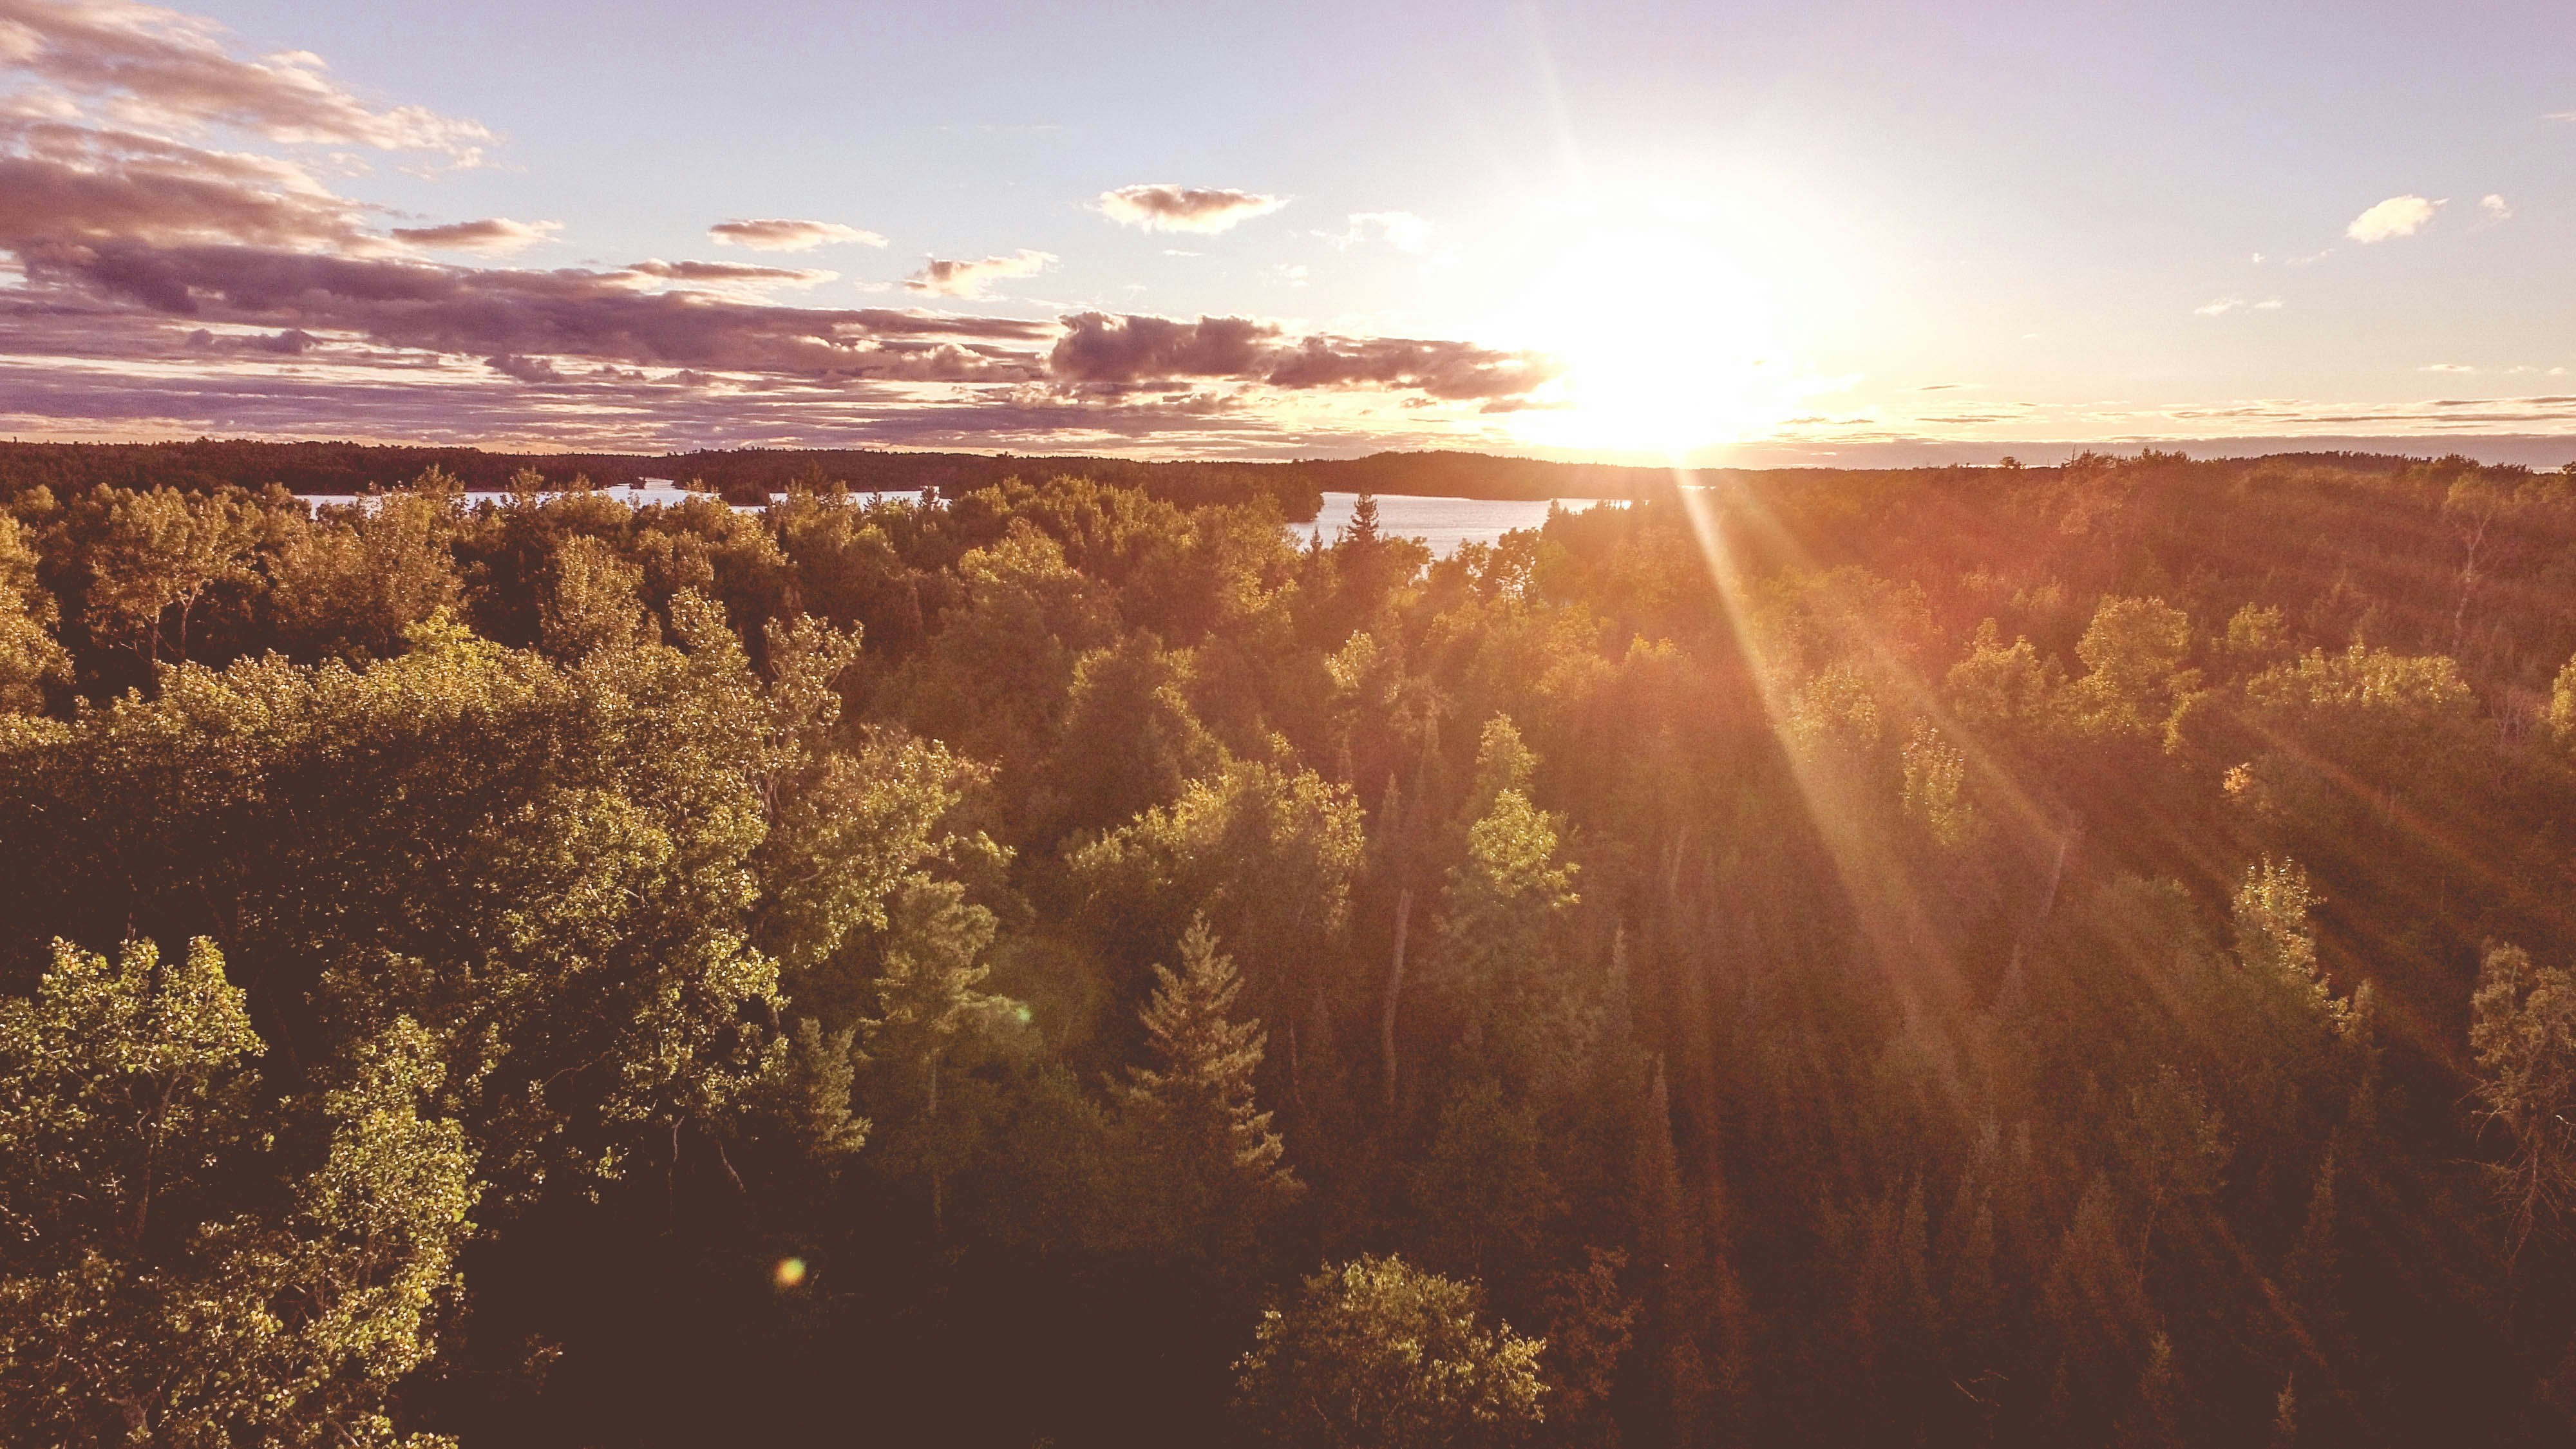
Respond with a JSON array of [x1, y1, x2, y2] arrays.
[[19, 240, 1054, 377], [2195, 296, 2284, 316], [2345, 194, 2441, 243], [0, 9, 1559, 452], [905, 249, 1054, 298], [1092, 184, 1286, 234], [707, 218, 886, 252], [1048, 312, 1559, 400], [1050, 312, 1276, 383], [484, 352, 560, 383], [1325, 211, 1431, 252], [2480, 193, 2512, 221], [390, 217, 560, 254], [0, 0, 490, 158], [0, 115, 373, 248], [2420, 363, 2476, 373], [619, 258, 835, 288]]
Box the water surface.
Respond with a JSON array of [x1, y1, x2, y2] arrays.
[[1296, 492, 1625, 556]]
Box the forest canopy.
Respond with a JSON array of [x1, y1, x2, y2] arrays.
[[0, 448, 2573, 1446]]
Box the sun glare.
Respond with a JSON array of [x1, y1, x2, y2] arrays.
[[1497, 226, 1811, 459]]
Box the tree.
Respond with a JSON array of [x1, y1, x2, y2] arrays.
[[0, 938, 477, 1448], [270, 489, 461, 661], [1343, 491, 1383, 547], [0, 598, 794, 1209], [539, 533, 655, 659], [1118, 916, 1300, 1256], [1070, 758, 1367, 1086], [84, 486, 258, 665], [2067, 595, 2197, 739], [861, 880, 1019, 1234], [0, 511, 68, 712], [1407, 1077, 1564, 1282], [1045, 630, 1226, 842], [2115, 1065, 2229, 1283], [1437, 721, 1579, 1083], [1233, 1255, 1548, 1449], [2470, 943, 2576, 1255]]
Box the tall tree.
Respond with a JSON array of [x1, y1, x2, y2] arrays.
[[84, 486, 259, 665], [1119, 916, 1299, 1257], [2470, 943, 2576, 1256]]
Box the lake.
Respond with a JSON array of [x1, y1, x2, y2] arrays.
[[295, 482, 1618, 554], [1295, 492, 1627, 556]]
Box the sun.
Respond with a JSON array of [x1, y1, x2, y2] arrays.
[[1495, 225, 1809, 459]]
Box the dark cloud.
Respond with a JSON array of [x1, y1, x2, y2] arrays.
[[0, 0, 490, 156], [0, 350, 1436, 458], [20, 240, 1053, 377], [483, 353, 560, 383], [390, 218, 559, 254], [1050, 313, 1280, 384], [1049, 312, 1557, 401], [1262, 335, 1560, 400], [706, 218, 885, 252], [1092, 184, 1286, 234]]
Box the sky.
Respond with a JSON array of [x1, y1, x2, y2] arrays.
[[2, 0, 2573, 466]]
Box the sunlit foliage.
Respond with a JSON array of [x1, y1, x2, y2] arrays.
[[0, 448, 2570, 1446]]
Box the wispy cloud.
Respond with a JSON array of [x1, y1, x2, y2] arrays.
[[2421, 363, 2476, 373], [1323, 211, 1431, 252], [2345, 194, 2441, 243], [620, 258, 835, 289], [708, 218, 886, 252], [1092, 183, 1286, 234], [2480, 193, 2512, 221], [905, 249, 1054, 298], [390, 217, 560, 254], [2193, 296, 2283, 316]]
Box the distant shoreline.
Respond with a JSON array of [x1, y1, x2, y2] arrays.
[[4, 439, 2568, 523]]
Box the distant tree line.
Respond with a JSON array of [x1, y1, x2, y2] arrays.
[[0, 450, 2572, 1446], [0, 439, 1693, 516]]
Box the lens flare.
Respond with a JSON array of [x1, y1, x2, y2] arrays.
[[773, 1256, 807, 1289]]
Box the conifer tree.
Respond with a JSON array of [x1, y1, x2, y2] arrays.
[[2470, 943, 2576, 1255], [1122, 916, 1298, 1220]]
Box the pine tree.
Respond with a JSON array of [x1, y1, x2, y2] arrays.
[[1124, 916, 1296, 1200], [2114, 1333, 2187, 1449], [1120, 917, 1300, 1264], [2470, 943, 2576, 1256]]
